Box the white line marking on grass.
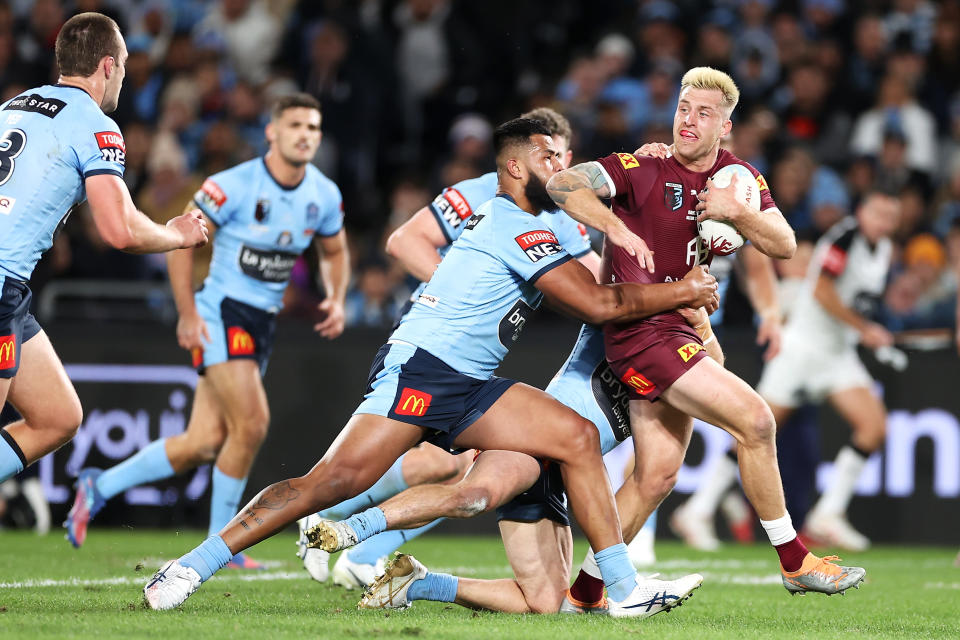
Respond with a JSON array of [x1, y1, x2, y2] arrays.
[[0, 571, 307, 590], [923, 582, 960, 590]]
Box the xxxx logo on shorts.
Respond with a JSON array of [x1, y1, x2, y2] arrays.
[[677, 342, 704, 363], [227, 327, 256, 356], [0, 334, 15, 369], [617, 153, 639, 170], [620, 367, 655, 395], [395, 387, 433, 417]]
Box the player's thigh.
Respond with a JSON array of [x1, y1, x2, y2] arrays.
[[499, 519, 573, 613], [181, 376, 229, 443], [7, 331, 81, 433], [828, 385, 886, 433], [0, 377, 10, 408], [202, 358, 269, 429], [401, 443, 464, 486], [453, 383, 598, 461], [464, 450, 542, 507], [661, 357, 773, 442], [630, 399, 693, 469]]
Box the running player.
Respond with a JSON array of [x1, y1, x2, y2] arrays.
[[547, 67, 865, 596], [143, 117, 719, 614], [64, 94, 349, 568], [295, 107, 601, 588], [0, 14, 207, 485]]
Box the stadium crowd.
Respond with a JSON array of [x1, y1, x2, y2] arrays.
[[6, 0, 959, 334]]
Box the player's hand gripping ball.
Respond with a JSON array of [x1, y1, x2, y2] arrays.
[[698, 164, 759, 256]]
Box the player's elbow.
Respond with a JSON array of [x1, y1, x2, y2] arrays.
[[768, 233, 797, 260], [101, 225, 137, 251], [385, 228, 405, 260]]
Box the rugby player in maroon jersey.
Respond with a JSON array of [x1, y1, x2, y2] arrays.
[[547, 67, 865, 602]]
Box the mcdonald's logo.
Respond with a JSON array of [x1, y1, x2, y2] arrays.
[[620, 367, 655, 395], [191, 347, 204, 368], [677, 342, 704, 363], [395, 387, 433, 417], [227, 327, 255, 356], [0, 334, 14, 369]]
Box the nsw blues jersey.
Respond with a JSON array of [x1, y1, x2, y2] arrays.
[[193, 158, 343, 312], [392, 194, 573, 379], [0, 85, 126, 281]]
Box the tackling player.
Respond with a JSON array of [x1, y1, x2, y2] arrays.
[[0, 14, 207, 485], [64, 94, 349, 568], [143, 117, 719, 614], [547, 67, 865, 596]]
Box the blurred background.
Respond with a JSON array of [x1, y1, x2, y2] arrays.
[[0, 0, 957, 544]]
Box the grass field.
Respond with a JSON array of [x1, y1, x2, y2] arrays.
[[1, 529, 957, 639]]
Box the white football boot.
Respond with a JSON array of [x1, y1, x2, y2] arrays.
[[143, 560, 202, 610], [357, 554, 427, 609], [333, 551, 386, 590], [606, 572, 703, 618], [296, 514, 331, 582]]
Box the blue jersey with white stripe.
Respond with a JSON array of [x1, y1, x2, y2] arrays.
[[392, 194, 573, 379], [192, 158, 343, 312], [0, 85, 126, 281]]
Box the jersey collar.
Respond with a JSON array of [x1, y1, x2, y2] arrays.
[[261, 156, 305, 191]]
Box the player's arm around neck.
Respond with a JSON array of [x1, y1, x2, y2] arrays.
[[534, 260, 718, 325], [547, 162, 654, 272], [385, 207, 448, 282], [85, 173, 208, 253]]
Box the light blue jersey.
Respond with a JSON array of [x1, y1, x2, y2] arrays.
[[192, 158, 343, 312], [0, 85, 126, 281], [391, 194, 573, 379]]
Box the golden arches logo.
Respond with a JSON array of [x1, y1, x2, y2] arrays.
[[0, 335, 15, 369], [395, 387, 433, 417], [227, 327, 255, 356]]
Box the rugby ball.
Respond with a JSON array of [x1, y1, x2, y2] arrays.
[[698, 164, 759, 256]]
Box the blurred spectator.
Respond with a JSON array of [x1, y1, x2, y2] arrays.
[[873, 123, 930, 195], [882, 233, 955, 330], [933, 158, 960, 237], [884, 0, 937, 54], [113, 34, 165, 126], [845, 14, 889, 115], [15, 0, 63, 76], [194, 0, 283, 85], [345, 260, 404, 328]]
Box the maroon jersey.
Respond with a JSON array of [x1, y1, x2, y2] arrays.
[[596, 150, 776, 360]]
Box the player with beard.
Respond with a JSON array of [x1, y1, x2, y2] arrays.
[[142, 118, 718, 615], [547, 67, 866, 598], [0, 14, 207, 488]]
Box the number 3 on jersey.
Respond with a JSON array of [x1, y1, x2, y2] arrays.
[[0, 128, 26, 186]]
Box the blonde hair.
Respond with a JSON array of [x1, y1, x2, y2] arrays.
[[680, 67, 739, 117]]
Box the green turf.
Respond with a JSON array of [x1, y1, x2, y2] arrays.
[[0, 529, 957, 639]]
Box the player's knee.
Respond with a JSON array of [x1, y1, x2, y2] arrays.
[[51, 400, 83, 444], [632, 462, 678, 503], [741, 403, 776, 448], [559, 416, 600, 460], [193, 433, 226, 464], [526, 592, 563, 614], [416, 450, 462, 484], [236, 409, 270, 446], [447, 484, 493, 518]]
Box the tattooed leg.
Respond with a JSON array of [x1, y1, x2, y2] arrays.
[[219, 413, 425, 553]]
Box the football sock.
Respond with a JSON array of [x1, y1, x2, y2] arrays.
[[208, 466, 247, 538], [569, 548, 605, 604], [761, 513, 808, 572], [342, 507, 388, 542], [96, 439, 174, 500], [812, 445, 868, 517], [317, 455, 408, 520], [347, 519, 444, 566], [0, 429, 26, 483], [594, 543, 637, 602], [685, 448, 738, 517], [179, 535, 233, 582], [407, 571, 458, 603]]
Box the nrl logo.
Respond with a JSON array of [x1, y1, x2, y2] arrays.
[[664, 182, 683, 211]]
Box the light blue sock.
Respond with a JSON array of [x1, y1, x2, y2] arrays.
[[342, 506, 388, 543], [318, 455, 408, 520], [407, 571, 458, 602], [594, 543, 637, 602], [347, 519, 444, 565], [0, 430, 26, 483], [96, 439, 174, 500], [208, 467, 248, 537], [179, 535, 233, 582], [642, 509, 657, 533]]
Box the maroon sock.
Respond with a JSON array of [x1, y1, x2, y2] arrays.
[[775, 536, 810, 572], [568, 570, 605, 603]]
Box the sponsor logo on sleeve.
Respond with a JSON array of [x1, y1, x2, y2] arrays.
[[3, 94, 66, 118], [756, 173, 769, 191], [197, 179, 227, 212], [0, 195, 15, 215], [677, 342, 704, 362], [617, 153, 639, 169], [664, 182, 684, 211], [444, 188, 472, 220], [0, 334, 16, 369], [620, 367, 656, 395], [465, 214, 484, 230], [821, 245, 847, 276], [227, 327, 256, 356], [94, 131, 126, 165], [515, 230, 562, 262], [395, 387, 433, 417]]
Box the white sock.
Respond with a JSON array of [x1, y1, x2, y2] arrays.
[[812, 445, 867, 518], [685, 452, 738, 517], [580, 547, 601, 579], [760, 513, 796, 546]]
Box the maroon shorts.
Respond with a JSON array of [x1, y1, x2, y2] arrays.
[[604, 319, 707, 401]]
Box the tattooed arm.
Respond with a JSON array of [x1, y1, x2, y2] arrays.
[[547, 162, 655, 272]]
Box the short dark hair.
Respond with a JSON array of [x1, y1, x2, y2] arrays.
[[55, 12, 123, 78], [493, 117, 551, 156], [520, 107, 572, 144], [271, 93, 322, 121]]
